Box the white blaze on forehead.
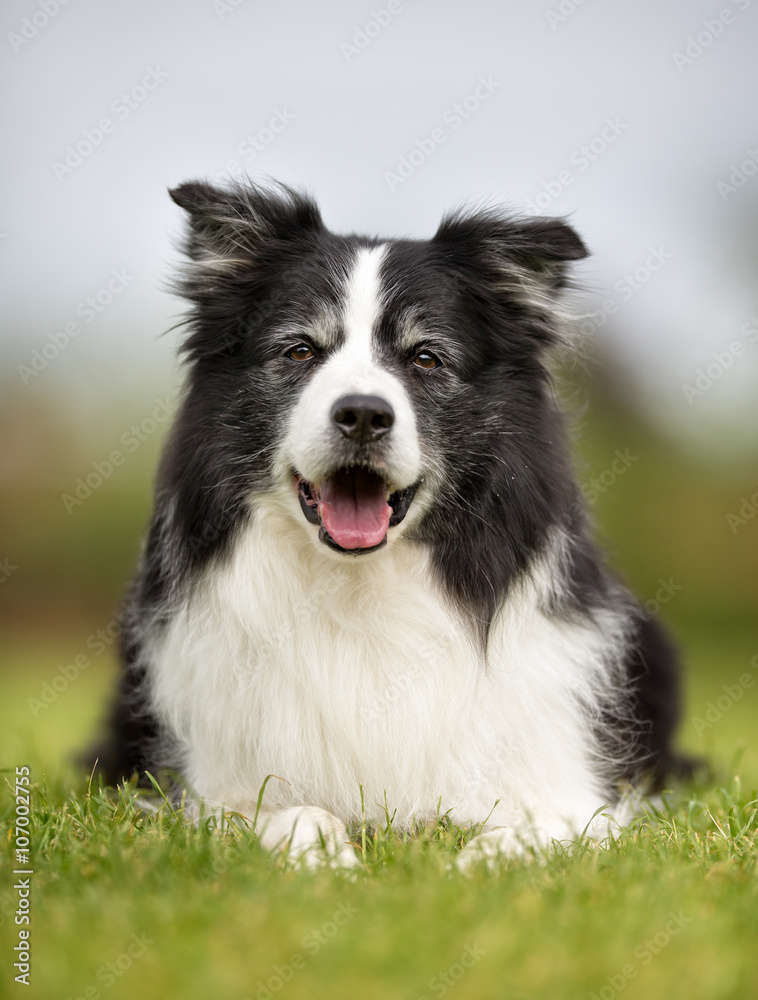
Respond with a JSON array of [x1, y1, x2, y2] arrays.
[[341, 244, 386, 363], [282, 239, 421, 491]]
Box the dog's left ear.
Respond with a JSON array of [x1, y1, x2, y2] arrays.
[[433, 210, 589, 301]]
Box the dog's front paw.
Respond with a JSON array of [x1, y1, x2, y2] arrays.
[[456, 826, 552, 874], [257, 806, 360, 870]]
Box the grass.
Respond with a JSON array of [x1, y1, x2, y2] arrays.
[[2, 622, 758, 1000], [2, 767, 758, 1000], [2, 393, 757, 999], [3, 278, 758, 1000]]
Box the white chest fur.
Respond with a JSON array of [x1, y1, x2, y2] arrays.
[[149, 503, 627, 836]]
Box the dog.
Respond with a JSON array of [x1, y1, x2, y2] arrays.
[[93, 180, 690, 867]]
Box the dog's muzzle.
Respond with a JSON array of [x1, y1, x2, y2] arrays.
[[293, 393, 418, 554]]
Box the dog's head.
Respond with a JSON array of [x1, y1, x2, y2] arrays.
[[167, 180, 587, 564]]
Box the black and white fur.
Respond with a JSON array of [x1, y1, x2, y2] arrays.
[[94, 181, 688, 867]]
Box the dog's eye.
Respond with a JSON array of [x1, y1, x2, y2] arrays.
[[412, 350, 441, 370], [287, 344, 314, 362]]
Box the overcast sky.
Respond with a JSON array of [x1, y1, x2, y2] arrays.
[[2, 0, 757, 453]]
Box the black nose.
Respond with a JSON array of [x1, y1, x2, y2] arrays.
[[331, 394, 395, 443]]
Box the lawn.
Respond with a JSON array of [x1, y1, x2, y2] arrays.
[[2, 617, 757, 1000], [2, 391, 757, 999]]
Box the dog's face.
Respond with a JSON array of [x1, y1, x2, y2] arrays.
[[279, 244, 427, 555], [168, 182, 587, 562]]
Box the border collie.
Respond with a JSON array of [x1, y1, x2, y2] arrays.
[[94, 180, 689, 867]]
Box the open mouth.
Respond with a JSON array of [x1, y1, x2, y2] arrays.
[[295, 467, 417, 554]]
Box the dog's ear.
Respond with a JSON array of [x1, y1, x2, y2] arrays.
[[168, 181, 325, 360], [169, 180, 324, 275], [433, 209, 589, 308]]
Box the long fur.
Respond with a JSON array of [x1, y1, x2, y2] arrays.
[[92, 180, 689, 858]]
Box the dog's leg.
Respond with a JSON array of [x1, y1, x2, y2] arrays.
[[613, 612, 699, 786], [180, 798, 360, 869], [456, 806, 625, 873], [254, 806, 360, 870], [456, 825, 554, 872]]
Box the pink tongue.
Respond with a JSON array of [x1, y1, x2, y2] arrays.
[[318, 468, 391, 550]]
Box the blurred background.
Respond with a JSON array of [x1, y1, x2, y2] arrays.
[[1, 0, 757, 776]]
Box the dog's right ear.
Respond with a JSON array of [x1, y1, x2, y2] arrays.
[[168, 179, 324, 275]]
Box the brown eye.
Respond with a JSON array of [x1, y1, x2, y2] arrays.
[[288, 344, 313, 362], [412, 350, 441, 370]]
